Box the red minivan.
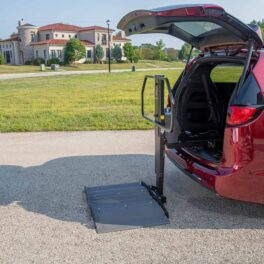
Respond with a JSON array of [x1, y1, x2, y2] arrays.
[[118, 4, 264, 204]]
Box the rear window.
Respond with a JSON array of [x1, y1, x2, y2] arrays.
[[232, 74, 264, 105], [210, 64, 243, 83], [174, 21, 221, 37]]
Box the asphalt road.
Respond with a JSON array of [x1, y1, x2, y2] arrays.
[[0, 68, 182, 80], [0, 131, 264, 264]]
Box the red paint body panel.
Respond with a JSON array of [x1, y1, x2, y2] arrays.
[[253, 52, 264, 92], [155, 5, 224, 17], [166, 111, 264, 204], [118, 5, 264, 204]]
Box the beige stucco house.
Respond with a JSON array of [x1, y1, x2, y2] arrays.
[[0, 19, 130, 65]]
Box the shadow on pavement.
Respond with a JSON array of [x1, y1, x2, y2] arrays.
[[0, 154, 264, 229]]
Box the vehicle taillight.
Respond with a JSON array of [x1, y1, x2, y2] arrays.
[[227, 106, 257, 126]]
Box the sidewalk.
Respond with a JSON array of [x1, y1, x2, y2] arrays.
[[0, 67, 183, 80]]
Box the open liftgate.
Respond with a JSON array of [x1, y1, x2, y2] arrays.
[[85, 75, 175, 233]]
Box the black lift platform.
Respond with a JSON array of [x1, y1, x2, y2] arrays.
[[85, 75, 175, 233], [85, 182, 169, 233]]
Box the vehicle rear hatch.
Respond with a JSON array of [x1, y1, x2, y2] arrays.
[[117, 4, 263, 51]]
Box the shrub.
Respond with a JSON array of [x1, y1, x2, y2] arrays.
[[47, 58, 60, 66], [0, 53, 4, 64], [32, 58, 45, 66], [24, 60, 32, 65], [65, 39, 86, 64], [123, 43, 142, 63], [84, 60, 93, 64], [95, 44, 104, 63], [112, 45, 122, 62]]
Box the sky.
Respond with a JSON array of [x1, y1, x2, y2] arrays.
[[1, 0, 264, 49]]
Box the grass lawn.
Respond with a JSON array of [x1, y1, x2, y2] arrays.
[[0, 70, 181, 132], [0, 60, 184, 74], [0, 66, 242, 132]]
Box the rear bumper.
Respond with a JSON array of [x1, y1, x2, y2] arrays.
[[165, 147, 264, 204]]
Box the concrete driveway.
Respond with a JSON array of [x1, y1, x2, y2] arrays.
[[0, 131, 264, 264]]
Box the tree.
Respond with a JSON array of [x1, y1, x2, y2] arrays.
[[123, 43, 142, 63], [165, 48, 179, 61], [133, 48, 142, 63], [123, 43, 134, 62], [65, 39, 86, 64], [178, 43, 192, 60], [95, 44, 104, 63], [112, 45, 122, 62], [0, 53, 4, 65], [141, 43, 156, 49], [141, 47, 154, 60], [153, 39, 166, 60]]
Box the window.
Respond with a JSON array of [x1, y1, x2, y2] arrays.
[[51, 50, 56, 58], [69, 35, 71, 38], [62, 34, 65, 38], [174, 21, 221, 37], [97, 33, 100, 42], [30, 31, 36, 42], [57, 50, 62, 59], [211, 64, 243, 83], [55, 34, 58, 38], [102, 34, 107, 45], [36, 50, 39, 58], [87, 50, 92, 58], [75, 35, 77, 38], [231, 74, 264, 105], [44, 50, 47, 59], [46, 34, 50, 40]]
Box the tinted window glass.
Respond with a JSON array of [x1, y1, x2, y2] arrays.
[[211, 64, 243, 83], [174, 21, 221, 37], [232, 74, 264, 105]]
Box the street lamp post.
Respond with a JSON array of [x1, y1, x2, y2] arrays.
[[106, 19, 111, 73]]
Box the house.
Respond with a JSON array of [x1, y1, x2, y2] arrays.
[[0, 19, 130, 65]]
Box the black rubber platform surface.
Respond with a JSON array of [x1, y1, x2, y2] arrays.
[[85, 182, 169, 233]]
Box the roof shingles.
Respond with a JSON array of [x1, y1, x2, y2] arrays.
[[39, 23, 83, 32], [38, 23, 114, 32]]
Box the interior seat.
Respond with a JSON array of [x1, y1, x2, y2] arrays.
[[177, 65, 225, 134]]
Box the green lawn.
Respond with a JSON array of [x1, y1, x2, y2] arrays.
[[0, 70, 181, 132], [0, 61, 184, 74]]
